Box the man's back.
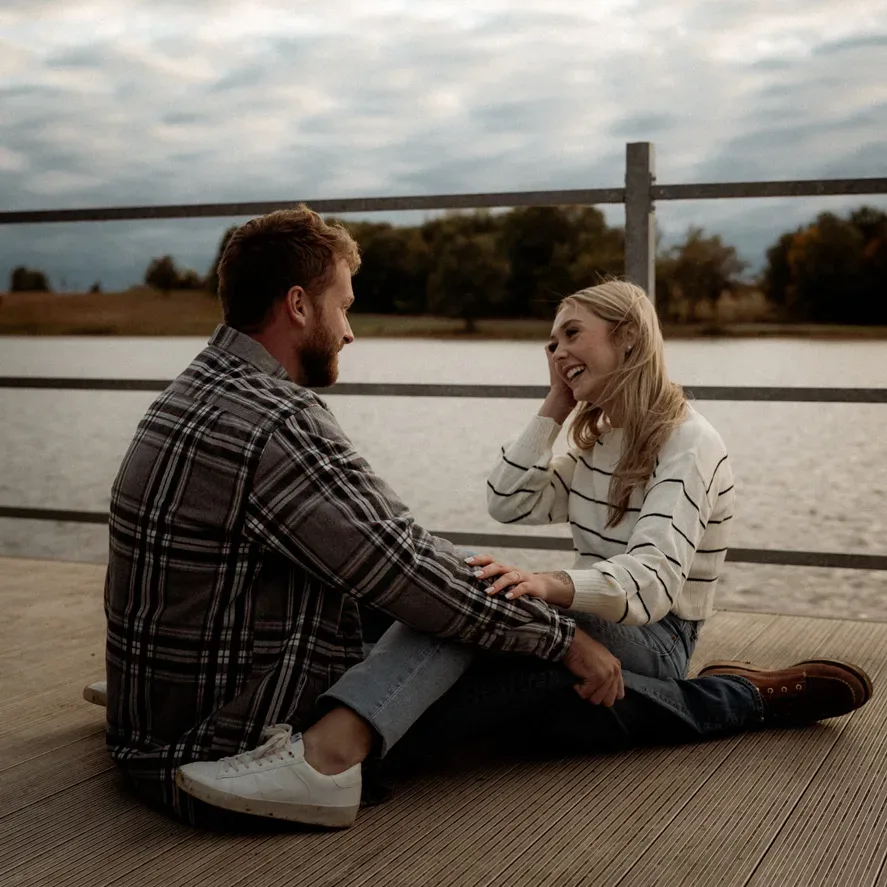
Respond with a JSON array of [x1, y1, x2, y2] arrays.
[[104, 327, 365, 817]]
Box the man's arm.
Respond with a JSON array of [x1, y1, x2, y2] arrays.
[[245, 404, 575, 661]]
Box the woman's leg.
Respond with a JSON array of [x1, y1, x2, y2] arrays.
[[569, 611, 702, 681], [318, 618, 758, 763]]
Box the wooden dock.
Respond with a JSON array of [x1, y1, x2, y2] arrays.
[[2, 555, 886, 887]]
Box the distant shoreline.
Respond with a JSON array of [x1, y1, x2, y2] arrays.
[[2, 289, 887, 340]]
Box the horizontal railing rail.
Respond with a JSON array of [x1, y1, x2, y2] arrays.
[[1, 378, 886, 403], [1, 178, 885, 226], [0, 506, 884, 572]]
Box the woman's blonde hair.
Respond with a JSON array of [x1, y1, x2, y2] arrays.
[[562, 279, 686, 527]]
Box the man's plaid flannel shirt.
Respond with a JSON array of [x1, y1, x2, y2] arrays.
[[104, 325, 575, 821]]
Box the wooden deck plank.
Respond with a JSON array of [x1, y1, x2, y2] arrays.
[[747, 622, 887, 887], [1, 556, 884, 887], [609, 617, 887, 887], [462, 615, 843, 887], [0, 733, 111, 817], [110, 611, 769, 887]]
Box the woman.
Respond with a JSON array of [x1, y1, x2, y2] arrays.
[[469, 278, 733, 691]]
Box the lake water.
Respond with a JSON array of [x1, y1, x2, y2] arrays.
[[2, 334, 886, 619]]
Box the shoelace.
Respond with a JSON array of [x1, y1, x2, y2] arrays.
[[219, 725, 297, 774]]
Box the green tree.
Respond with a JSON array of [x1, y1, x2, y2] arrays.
[[761, 231, 796, 315], [657, 227, 746, 320], [10, 266, 51, 292], [784, 212, 868, 323], [205, 226, 239, 296], [762, 207, 887, 324], [144, 256, 181, 294], [426, 232, 509, 332], [177, 269, 205, 291], [499, 206, 624, 319], [347, 222, 432, 314]]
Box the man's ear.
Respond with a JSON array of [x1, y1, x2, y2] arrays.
[[283, 285, 309, 328]]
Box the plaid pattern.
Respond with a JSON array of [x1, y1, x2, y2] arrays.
[[104, 325, 575, 822]]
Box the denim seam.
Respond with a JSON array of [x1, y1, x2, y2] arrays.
[[364, 640, 451, 721]]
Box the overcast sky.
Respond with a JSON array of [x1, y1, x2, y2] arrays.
[[2, 0, 886, 291]]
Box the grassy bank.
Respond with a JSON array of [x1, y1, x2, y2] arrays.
[[2, 289, 887, 340]]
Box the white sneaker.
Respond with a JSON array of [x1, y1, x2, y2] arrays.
[[175, 724, 362, 827], [83, 681, 107, 707]]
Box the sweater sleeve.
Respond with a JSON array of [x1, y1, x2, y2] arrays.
[[565, 450, 718, 624], [486, 414, 577, 526]]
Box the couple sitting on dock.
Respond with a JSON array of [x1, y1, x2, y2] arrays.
[[96, 206, 873, 829]]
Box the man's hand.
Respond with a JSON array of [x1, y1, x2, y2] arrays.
[[465, 555, 575, 609], [562, 628, 625, 706]]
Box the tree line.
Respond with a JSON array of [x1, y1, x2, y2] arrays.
[[8, 205, 886, 327]]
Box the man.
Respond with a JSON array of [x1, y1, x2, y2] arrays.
[[105, 206, 871, 829], [106, 206, 602, 825]]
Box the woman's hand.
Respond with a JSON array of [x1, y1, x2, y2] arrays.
[[465, 555, 575, 609], [538, 347, 577, 424]]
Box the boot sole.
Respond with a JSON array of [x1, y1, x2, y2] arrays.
[[82, 682, 108, 707], [175, 769, 359, 828], [698, 658, 874, 703]]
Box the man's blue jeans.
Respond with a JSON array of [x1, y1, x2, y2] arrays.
[[320, 610, 764, 760]]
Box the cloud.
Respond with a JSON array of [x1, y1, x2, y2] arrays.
[[1, 0, 886, 289]]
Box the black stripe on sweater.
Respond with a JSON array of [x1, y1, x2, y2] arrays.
[[500, 447, 548, 474], [706, 455, 729, 494], [645, 477, 707, 531], [624, 569, 651, 623], [500, 508, 537, 524], [575, 550, 610, 561], [707, 514, 734, 526], [569, 520, 628, 547], [486, 480, 537, 498], [628, 541, 684, 572], [578, 454, 613, 477], [649, 563, 675, 604], [572, 487, 640, 512]]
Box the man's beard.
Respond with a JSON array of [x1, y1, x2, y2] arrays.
[[300, 326, 340, 388]]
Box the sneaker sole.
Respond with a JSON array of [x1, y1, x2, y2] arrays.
[[698, 658, 874, 702], [175, 769, 359, 828]]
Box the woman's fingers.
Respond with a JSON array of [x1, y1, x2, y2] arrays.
[[472, 562, 519, 582], [485, 570, 525, 595], [503, 583, 530, 600], [465, 554, 495, 567]]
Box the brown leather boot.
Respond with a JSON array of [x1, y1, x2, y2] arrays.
[[697, 659, 874, 726]]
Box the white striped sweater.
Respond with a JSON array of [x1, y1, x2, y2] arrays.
[[487, 405, 735, 625]]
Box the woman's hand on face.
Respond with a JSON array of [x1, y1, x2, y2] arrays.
[[465, 555, 575, 609], [538, 347, 577, 423]]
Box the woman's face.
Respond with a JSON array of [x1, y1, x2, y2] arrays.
[[547, 302, 622, 404]]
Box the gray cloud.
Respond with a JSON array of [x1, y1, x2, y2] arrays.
[[814, 33, 887, 55], [1, 0, 886, 290]]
